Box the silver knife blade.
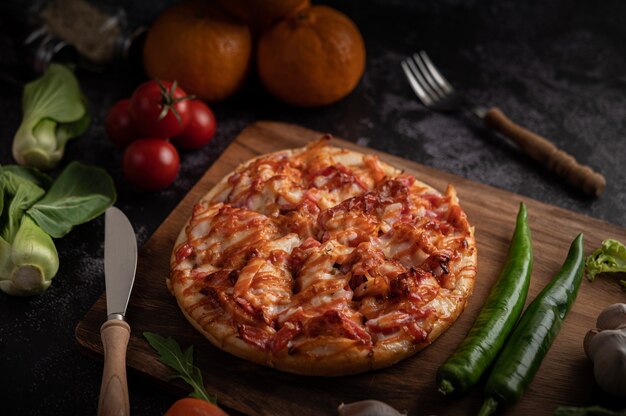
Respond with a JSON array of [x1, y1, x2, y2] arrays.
[[104, 206, 137, 320]]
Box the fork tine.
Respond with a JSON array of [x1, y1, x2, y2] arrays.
[[405, 57, 440, 105], [412, 53, 447, 99], [401, 60, 433, 106], [418, 51, 454, 95]]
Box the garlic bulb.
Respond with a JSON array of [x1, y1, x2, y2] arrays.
[[337, 400, 407, 416], [584, 303, 626, 398], [596, 303, 626, 330], [588, 329, 626, 398]]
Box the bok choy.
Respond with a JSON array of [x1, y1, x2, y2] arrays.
[[0, 162, 115, 296], [12, 64, 90, 170]]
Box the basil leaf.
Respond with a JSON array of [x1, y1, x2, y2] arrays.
[[143, 332, 216, 404], [27, 161, 116, 238]]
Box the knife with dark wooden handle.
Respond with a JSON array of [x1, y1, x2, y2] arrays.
[[98, 207, 137, 416]]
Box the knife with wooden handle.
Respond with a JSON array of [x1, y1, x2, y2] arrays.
[[98, 207, 137, 416]]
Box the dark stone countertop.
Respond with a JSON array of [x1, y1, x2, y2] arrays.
[[1, 0, 625, 415]]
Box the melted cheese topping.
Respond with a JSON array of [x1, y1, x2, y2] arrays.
[[171, 138, 476, 358]]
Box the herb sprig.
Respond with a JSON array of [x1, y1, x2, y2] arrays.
[[144, 332, 216, 404]]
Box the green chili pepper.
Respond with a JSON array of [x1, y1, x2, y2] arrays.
[[437, 202, 533, 395], [478, 233, 585, 416]]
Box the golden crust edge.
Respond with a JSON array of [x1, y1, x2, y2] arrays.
[[167, 142, 477, 376]]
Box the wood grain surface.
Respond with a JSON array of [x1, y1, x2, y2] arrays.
[[76, 121, 626, 416], [98, 320, 131, 416]]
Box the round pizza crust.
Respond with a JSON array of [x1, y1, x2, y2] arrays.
[[169, 141, 477, 376]]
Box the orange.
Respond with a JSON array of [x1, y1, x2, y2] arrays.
[[257, 5, 366, 107], [143, 0, 252, 102], [216, 0, 310, 34]]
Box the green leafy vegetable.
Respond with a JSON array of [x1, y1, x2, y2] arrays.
[[0, 172, 45, 242], [27, 162, 116, 238], [12, 64, 89, 170], [1, 165, 52, 190], [143, 332, 216, 404], [554, 406, 626, 416], [0, 165, 58, 295], [586, 239, 626, 289], [0, 216, 59, 296], [0, 162, 115, 296]]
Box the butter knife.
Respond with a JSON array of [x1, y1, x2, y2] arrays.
[[98, 207, 137, 416]]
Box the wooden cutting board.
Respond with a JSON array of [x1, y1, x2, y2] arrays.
[[76, 121, 626, 416]]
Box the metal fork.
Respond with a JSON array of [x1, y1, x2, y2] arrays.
[[401, 51, 606, 197]]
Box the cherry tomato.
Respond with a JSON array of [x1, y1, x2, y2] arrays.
[[105, 99, 137, 148], [123, 139, 180, 191], [129, 80, 192, 138], [164, 398, 229, 416], [171, 100, 217, 150]]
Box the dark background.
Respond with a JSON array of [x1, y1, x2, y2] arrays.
[[1, 0, 625, 415]]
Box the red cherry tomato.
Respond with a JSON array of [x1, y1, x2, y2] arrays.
[[130, 80, 192, 138], [105, 99, 137, 148], [171, 100, 217, 150], [123, 139, 180, 191], [164, 398, 229, 416]]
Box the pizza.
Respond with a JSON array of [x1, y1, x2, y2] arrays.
[[169, 136, 477, 376]]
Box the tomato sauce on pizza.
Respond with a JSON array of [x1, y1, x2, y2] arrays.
[[169, 137, 477, 376]]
